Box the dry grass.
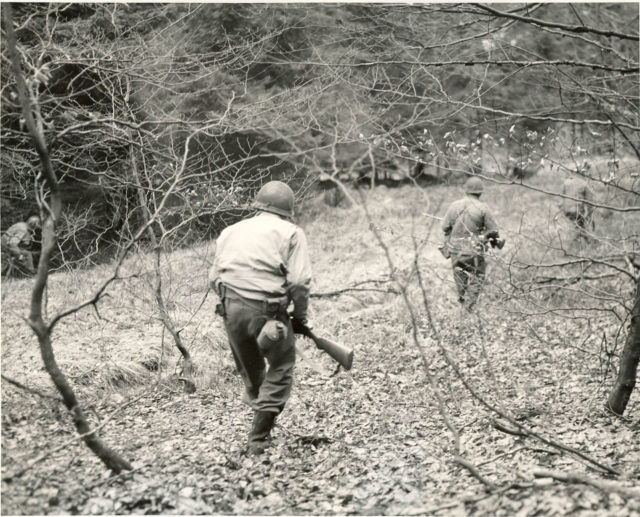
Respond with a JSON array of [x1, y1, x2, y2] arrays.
[[1, 174, 637, 397], [1, 176, 639, 516]]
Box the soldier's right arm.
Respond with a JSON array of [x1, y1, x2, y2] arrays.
[[442, 204, 457, 237], [583, 183, 594, 202], [482, 206, 499, 235], [4, 226, 26, 256]]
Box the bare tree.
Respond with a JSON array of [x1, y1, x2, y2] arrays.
[[607, 272, 640, 414], [2, 3, 131, 474]]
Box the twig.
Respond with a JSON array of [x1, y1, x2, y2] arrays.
[[491, 417, 527, 437], [533, 469, 640, 499], [425, 482, 531, 515], [440, 350, 621, 475], [363, 194, 463, 456], [475, 446, 529, 467], [534, 273, 618, 284], [406, 210, 621, 477], [454, 455, 497, 490], [1, 374, 63, 402], [311, 286, 398, 298], [87, 466, 144, 490], [2, 390, 147, 481], [176, 288, 210, 334]]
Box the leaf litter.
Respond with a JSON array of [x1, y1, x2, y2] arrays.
[[1, 186, 639, 515]]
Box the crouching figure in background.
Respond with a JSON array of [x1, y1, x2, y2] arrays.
[[209, 181, 312, 456], [561, 170, 595, 237], [1, 215, 41, 277]]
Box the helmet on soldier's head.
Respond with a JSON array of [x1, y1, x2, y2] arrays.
[[26, 216, 41, 229], [253, 181, 295, 218], [464, 177, 483, 195]]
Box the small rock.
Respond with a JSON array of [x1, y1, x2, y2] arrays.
[[262, 492, 284, 507], [172, 496, 212, 515], [111, 393, 125, 405], [85, 496, 114, 515], [179, 486, 195, 498]]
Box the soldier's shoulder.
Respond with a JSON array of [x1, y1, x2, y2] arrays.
[[281, 218, 304, 237], [218, 217, 249, 237], [448, 198, 466, 210], [466, 197, 490, 212], [6, 221, 28, 234]]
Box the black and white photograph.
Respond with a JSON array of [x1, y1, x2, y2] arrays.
[[1, 2, 639, 515]]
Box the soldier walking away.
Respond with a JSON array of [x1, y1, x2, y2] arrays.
[[560, 170, 595, 236], [1, 215, 41, 277], [441, 177, 504, 311], [209, 181, 312, 456]]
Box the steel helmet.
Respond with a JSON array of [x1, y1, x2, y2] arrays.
[[253, 181, 295, 218], [26, 215, 41, 229], [464, 177, 483, 195]]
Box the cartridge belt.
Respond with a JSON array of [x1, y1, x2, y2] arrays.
[[219, 284, 288, 315]]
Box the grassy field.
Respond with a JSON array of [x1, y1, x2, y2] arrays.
[[1, 176, 639, 515]]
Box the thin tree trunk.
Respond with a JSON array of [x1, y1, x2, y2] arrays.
[[33, 323, 133, 472], [607, 279, 640, 415], [154, 248, 196, 393], [3, 4, 132, 474], [129, 140, 195, 392]]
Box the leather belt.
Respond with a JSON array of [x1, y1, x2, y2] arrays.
[[219, 284, 288, 314]]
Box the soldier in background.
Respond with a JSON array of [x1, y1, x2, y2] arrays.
[[561, 170, 595, 235], [209, 181, 312, 456], [1, 215, 41, 277], [441, 177, 503, 311]]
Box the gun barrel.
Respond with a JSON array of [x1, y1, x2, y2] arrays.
[[308, 331, 353, 370]]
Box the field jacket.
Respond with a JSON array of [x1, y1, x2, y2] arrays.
[[442, 196, 499, 257], [1, 222, 33, 256], [561, 177, 594, 218], [209, 212, 312, 321]]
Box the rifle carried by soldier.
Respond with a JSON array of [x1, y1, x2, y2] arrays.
[[483, 230, 505, 249], [290, 317, 353, 370]]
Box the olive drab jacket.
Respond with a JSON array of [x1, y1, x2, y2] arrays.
[[208, 212, 312, 321], [561, 176, 593, 219], [1, 222, 34, 255], [442, 195, 499, 257]]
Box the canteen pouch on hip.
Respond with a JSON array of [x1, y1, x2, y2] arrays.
[[254, 318, 288, 353]]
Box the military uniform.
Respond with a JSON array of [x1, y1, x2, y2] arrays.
[[561, 176, 594, 232], [209, 182, 312, 455], [1, 218, 39, 276], [442, 178, 500, 310]]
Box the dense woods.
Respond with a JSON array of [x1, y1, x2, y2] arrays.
[[2, 3, 638, 261], [1, 3, 639, 515]]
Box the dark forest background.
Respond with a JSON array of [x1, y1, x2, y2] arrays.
[[2, 3, 638, 267]]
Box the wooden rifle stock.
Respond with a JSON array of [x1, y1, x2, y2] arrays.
[[297, 325, 353, 370]]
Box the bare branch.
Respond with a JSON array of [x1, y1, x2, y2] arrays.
[[472, 3, 639, 41]]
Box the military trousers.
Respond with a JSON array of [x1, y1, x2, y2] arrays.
[[451, 254, 486, 309], [221, 294, 295, 414], [563, 208, 595, 234], [0, 244, 34, 277]]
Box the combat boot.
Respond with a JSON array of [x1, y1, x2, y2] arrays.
[[247, 410, 277, 456]]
